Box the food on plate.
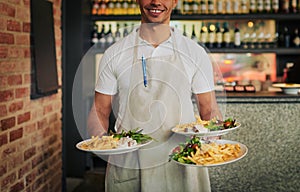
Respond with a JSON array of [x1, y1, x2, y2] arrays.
[[174, 116, 238, 133], [78, 128, 153, 150], [170, 136, 241, 165]]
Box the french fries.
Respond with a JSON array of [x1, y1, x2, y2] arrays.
[[184, 142, 241, 165]]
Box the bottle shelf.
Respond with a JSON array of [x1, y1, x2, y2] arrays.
[[91, 13, 300, 21]]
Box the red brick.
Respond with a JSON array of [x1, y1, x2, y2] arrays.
[[0, 133, 8, 147], [9, 127, 23, 142], [24, 146, 36, 160], [8, 0, 21, 5], [0, 116, 15, 131], [0, 164, 7, 176], [1, 172, 16, 189], [0, 104, 7, 117], [7, 74, 22, 85], [17, 111, 30, 124], [18, 162, 30, 179], [0, 32, 14, 44], [25, 171, 36, 186], [37, 118, 47, 129], [0, 61, 16, 73], [9, 181, 24, 192], [32, 176, 43, 191], [24, 48, 30, 58], [23, 0, 30, 6], [32, 154, 43, 168], [15, 34, 29, 45], [0, 17, 6, 30], [0, 89, 14, 102], [7, 155, 23, 170], [2, 146, 16, 158], [7, 19, 21, 32], [24, 123, 36, 134], [15, 87, 29, 98], [43, 104, 53, 114], [24, 73, 30, 83], [0, 46, 8, 58], [9, 101, 23, 113], [22, 22, 30, 32], [0, 2, 16, 17], [8, 47, 24, 58]]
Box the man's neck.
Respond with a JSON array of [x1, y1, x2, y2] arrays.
[[139, 23, 171, 48]]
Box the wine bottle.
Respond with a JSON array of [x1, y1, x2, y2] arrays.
[[191, 24, 198, 42], [217, 0, 224, 14], [208, 23, 216, 48], [92, 1, 100, 15], [114, 23, 121, 42], [234, 22, 241, 48], [199, 23, 208, 47], [241, 0, 249, 13], [280, 0, 290, 13], [233, 0, 240, 14], [107, 0, 114, 15], [222, 22, 231, 48], [200, 0, 207, 14], [225, 0, 232, 14], [98, 24, 106, 48], [264, 0, 272, 13], [192, 0, 199, 14], [183, 0, 190, 14], [106, 24, 114, 47], [215, 22, 222, 48], [91, 23, 99, 44], [122, 0, 129, 14], [123, 23, 129, 37], [183, 24, 187, 36]]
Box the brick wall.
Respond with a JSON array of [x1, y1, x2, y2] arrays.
[[0, 0, 62, 192]]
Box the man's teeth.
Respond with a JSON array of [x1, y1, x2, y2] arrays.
[[150, 9, 162, 13]]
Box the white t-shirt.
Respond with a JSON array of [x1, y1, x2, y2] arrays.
[[95, 27, 214, 95]]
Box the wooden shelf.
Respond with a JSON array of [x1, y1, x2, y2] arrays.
[[91, 13, 300, 21]]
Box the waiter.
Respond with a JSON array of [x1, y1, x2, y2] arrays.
[[89, 0, 222, 191]]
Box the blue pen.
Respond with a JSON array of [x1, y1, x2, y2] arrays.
[[142, 55, 147, 87]]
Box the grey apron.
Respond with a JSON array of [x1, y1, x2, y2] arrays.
[[105, 29, 211, 192]]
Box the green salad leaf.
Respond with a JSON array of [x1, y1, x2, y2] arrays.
[[112, 128, 153, 144]]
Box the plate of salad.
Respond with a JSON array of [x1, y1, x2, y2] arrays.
[[169, 136, 248, 167], [76, 128, 153, 155], [171, 117, 241, 137]]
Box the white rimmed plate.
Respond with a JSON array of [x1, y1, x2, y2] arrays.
[[76, 139, 153, 155], [272, 83, 300, 95], [170, 139, 248, 167], [171, 122, 241, 137]]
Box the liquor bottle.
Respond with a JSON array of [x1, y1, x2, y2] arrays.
[[114, 0, 122, 14], [123, 23, 129, 37], [114, 23, 121, 42], [98, 24, 106, 48], [234, 22, 241, 48], [183, 24, 187, 36], [208, 23, 216, 48], [208, 0, 215, 14], [107, 0, 114, 15], [241, 0, 249, 13], [92, 1, 100, 15], [182, 0, 190, 14], [200, 0, 207, 14], [250, 0, 257, 13], [215, 22, 222, 48], [122, 0, 129, 14], [106, 24, 114, 47], [280, 0, 290, 13], [99, 0, 107, 15], [217, 0, 224, 14], [222, 22, 231, 48], [233, 0, 240, 14], [91, 24, 99, 44], [283, 26, 291, 47], [256, 0, 264, 12], [128, 0, 135, 14], [225, 0, 232, 14], [192, 0, 199, 14], [199, 23, 208, 47], [290, 0, 297, 12], [272, 0, 280, 13], [292, 28, 300, 47], [264, 0, 272, 12], [191, 24, 198, 42]]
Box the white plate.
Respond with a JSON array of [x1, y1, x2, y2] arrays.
[[76, 139, 153, 155], [170, 139, 248, 167], [272, 83, 300, 94], [171, 122, 241, 137]]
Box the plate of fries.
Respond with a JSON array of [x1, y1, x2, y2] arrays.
[[169, 137, 248, 167], [76, 134, 153, 155], [172, 117, 241, 137]]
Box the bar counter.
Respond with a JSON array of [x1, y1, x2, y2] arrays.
[[209, 91, 300, 192]]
